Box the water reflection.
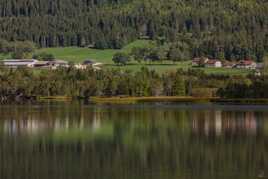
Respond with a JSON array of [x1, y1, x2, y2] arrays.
[[191, 110, 261, 137], [1, 105, 267, 138], [0, 103, 268, 179]]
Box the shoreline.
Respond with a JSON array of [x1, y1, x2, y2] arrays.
[[37, 96, 268, 104]]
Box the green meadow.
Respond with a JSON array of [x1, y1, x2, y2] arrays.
[[104, 62, 249, 75], [36, 40, 251, 75], [36, 40, 154, 64], [1, 40, 252, 75], [0, 53, 9, 60]]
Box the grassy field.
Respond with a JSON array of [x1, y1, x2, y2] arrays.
[[36, 40, 251, 75], [90, 96, 218, 104], [36, 40, 154, 64], [89, 96, 268, 104], [105, 62, 250, 75], [195, 67, 250, 76], [1, 40, 253, 75], [0, 53, 10, 60], [105, 61, 191, 73]]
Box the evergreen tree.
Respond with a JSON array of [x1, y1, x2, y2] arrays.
[[172, 75, 186, 96]]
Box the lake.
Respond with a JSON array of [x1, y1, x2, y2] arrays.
[[0, 102, 268, 179]]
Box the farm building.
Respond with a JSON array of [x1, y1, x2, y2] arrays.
[[235, 60, 257, 69], [1, 59, 69, 69], [2, 59, 37, 68], [222, 61, 235, 68], [28, 61, 51, 68], [83, 59, 95, 65], [192, 57, 209, 67], [204, 59, 222, 68], [50, 60, 69, 69]]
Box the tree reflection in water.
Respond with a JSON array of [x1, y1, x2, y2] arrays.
[[0, 103, 268, 179]]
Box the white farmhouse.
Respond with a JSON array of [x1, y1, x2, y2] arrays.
[[205, 59, 222, 68]]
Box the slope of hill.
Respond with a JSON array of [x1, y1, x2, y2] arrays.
[[0, 0, 267, 61], [36, 40, 154, 63]]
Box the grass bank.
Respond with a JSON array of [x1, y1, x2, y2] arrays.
[[38, 96, 73, 101], [90, 96, 268, 104], [90, 96, 219, 104], [32, 96, 268, 104]]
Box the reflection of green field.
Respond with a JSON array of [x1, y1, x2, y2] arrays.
[[51, 124, 114, 143], [0, 53, 10, 60]]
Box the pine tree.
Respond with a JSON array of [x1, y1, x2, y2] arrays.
[[172, 75, 185, 96]]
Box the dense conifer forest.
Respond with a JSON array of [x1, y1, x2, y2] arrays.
[[0, 0, 267, 61]]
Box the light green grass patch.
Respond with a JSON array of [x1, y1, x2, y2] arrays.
[[105, 61, 192, 73], [0, 53, 10, 60], [197, 67, 250, 76], [51, 124, 114, 143], [36, 40, 154, 64], [0, 40, 253, 75]]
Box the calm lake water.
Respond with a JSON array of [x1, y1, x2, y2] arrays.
[[0, 102, 268, 179]]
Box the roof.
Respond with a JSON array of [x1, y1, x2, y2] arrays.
[[52, 60, 68, 64], [222, 61, 235, 67], [3, 59, 36, 62], [92, 62, 103, 66], [83, 60, 95, 65], [192, 58, 201, 62], [206, 59, 221, 65], [256, 63, 264, 68], [3, 62, 33, 66], [33, 61, 50, 65], [3, 59, 36, 66], [238, 60, 254, 65]]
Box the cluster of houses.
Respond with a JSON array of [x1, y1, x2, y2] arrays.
[[0, 59, 103, 70], [192, 57, 262, 70]]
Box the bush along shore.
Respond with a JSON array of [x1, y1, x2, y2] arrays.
[[0, 67, 268, 104]]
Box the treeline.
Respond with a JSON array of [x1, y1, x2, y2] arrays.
[[0, 67, 268, 101], [218, 58, 268, 98], [0, 0, 267, 61], [0, 39, 56, 60], [0, 39, 36, 58], [0, 67, 231, 100], [113, 42, 191, 65], [218, 76, 268, 98]]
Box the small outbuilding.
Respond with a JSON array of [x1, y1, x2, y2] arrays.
[[192, 57, 209, 67], [28, 61, 51, 68], [2, 59, 37, 68], [83, 59, 95, 65], [50, 60, 69, 69], [204, 59, 222, 68]]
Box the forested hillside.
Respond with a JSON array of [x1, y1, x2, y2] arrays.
[[0, 0, 267, 61]]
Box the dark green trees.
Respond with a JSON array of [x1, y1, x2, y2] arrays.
[[0, 67, 190, 98], [1, 66, 268, 99], [33, 52, 55, 61], [172, 75, 186, 96], [0, 40, 36, 59], [0, 0, 267, 61], [112, 52, 130, 66]]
